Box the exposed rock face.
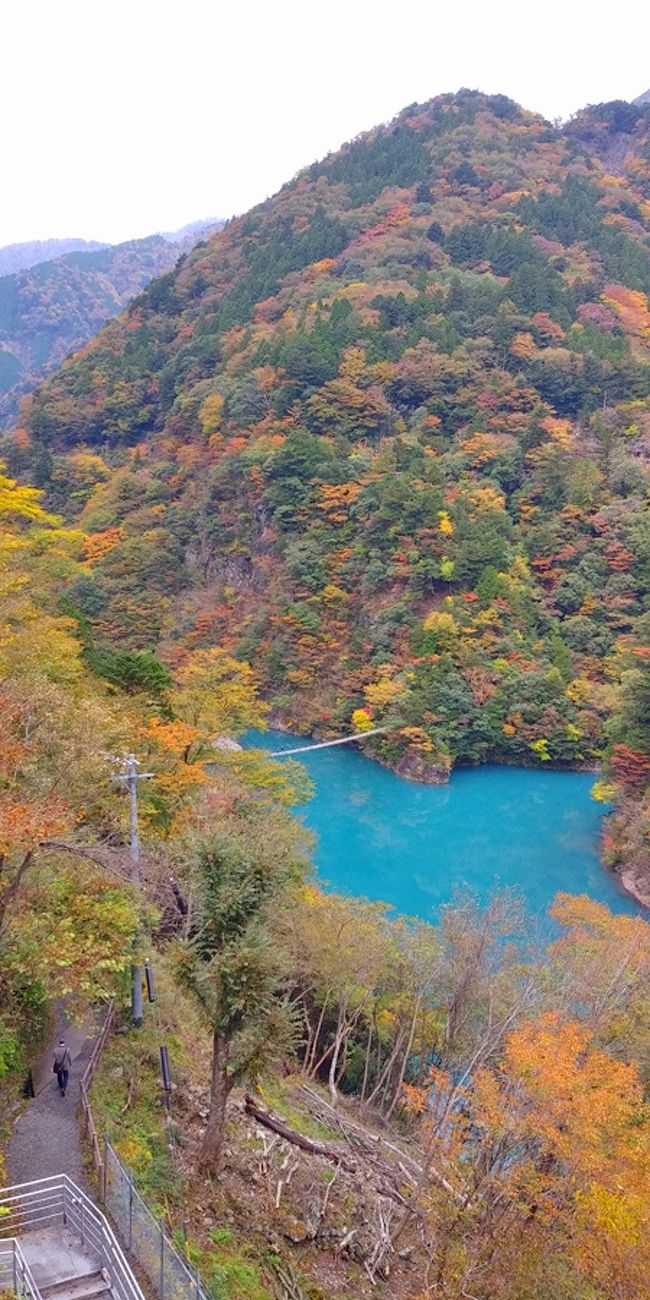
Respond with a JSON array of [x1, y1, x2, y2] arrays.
[[212, 735, 243, 752], [632, 88, 650, 105], [394, 749, 450, 785], [620, 867, 650, 910]]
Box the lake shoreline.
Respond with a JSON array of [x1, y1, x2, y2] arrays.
[[256, 724, 643, 918], [267, 714, 603, 780]]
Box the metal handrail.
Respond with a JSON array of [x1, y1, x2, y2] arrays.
[[0, 1236, 44, 1300], [80, 1000, 116, 1199], [0, 1175, 146, 1300]]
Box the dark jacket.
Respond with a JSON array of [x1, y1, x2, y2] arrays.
[[54, 1046, 72, 1071]]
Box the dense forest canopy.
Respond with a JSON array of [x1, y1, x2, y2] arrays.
[[2, 88, 649, 894]]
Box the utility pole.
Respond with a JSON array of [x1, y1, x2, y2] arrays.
[[113, 754, 153, 1027]]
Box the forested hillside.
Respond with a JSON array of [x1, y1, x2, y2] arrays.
[[3, 89, 650, 893], [1, 461, 649, 1300], [0, 226, 218, 427]]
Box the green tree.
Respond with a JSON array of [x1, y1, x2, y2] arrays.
[[173, 795, 310, 1168]]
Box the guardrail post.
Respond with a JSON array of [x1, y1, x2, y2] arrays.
[[13, 1243, 17, 1295], [80, 1199, 85, 1246], [159, 1223, 164, 1300], [103, 1134, 109, 1206]]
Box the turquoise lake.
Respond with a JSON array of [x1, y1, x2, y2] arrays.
[[246, 729, 641, 923]]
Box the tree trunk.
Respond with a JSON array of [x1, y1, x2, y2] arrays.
[[199, 1028, 230, 1170], [244, 1095, 357, 1171], [0, 851, 33, 933], [384, 996, 421, 1120], [360, 1020, 374, 1102], [303, 995, 329, 1076], [366, 1026, 405, 1108], [328, 1019, 346, 1105]]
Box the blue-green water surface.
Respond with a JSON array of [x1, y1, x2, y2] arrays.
[[246, 730, 641, 922]]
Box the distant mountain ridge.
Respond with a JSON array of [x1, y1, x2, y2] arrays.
[[0, 237, 108, 277], [158, 218, 222, 243], [0, 219, 223, 275], [0, 220, 221, 426]]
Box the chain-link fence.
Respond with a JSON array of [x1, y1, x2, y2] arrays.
[[104, 1142, 213, 1300]]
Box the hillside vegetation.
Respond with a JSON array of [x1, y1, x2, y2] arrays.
[[0, 226, 219, 427], [0, 463, 648, 1298], [3, 89, 650, 891]]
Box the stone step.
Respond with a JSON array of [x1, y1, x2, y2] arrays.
[[41, 1271, 112, 1300]]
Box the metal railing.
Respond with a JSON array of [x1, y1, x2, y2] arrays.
[[80, 1001, 116, 1200], [0, 1237, 42, 1300], [0, 1176, 146, 1300], [104, 1144, 211, 1300], [79, 1003, 213, 1300]]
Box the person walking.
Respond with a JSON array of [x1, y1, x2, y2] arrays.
[[53, 1039, 72, 1097]]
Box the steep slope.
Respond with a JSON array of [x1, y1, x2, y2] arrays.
[[4, 91, 650, 870], [0, 224, 219, 427]]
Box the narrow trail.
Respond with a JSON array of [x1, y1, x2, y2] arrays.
[[6, 1004, 97, 1191]]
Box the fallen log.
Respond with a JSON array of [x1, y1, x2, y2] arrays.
[[244, 1094, 357, 1173], [297, 1085, 422, 1179], [244, 1095, 414, 1212]]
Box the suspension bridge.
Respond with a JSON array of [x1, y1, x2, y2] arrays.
[[268, 726, 390, 757]]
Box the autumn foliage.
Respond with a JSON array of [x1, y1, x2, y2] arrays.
[[2, 93, 646, 858]]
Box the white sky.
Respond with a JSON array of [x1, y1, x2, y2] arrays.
[[2, 0, 648, 246]]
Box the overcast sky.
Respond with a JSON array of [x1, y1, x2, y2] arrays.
[[2, 0, 648, 247]]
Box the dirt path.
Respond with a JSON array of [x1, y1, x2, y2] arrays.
[[6, 1004, 97, 1190]]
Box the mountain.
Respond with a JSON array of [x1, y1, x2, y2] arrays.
[[0, 222, 220, 427], [0, 237, 108, 277], [3, 88, 650, 890]]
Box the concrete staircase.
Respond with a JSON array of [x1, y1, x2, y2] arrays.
[[41, 1270, 114, 1300], [0, 1177, 145, 1300]]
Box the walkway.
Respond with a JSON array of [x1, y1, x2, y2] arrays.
[[268, 725, 390, 756], [6, 1004, 97, 1192], [18, 1226, 101, 1292]]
